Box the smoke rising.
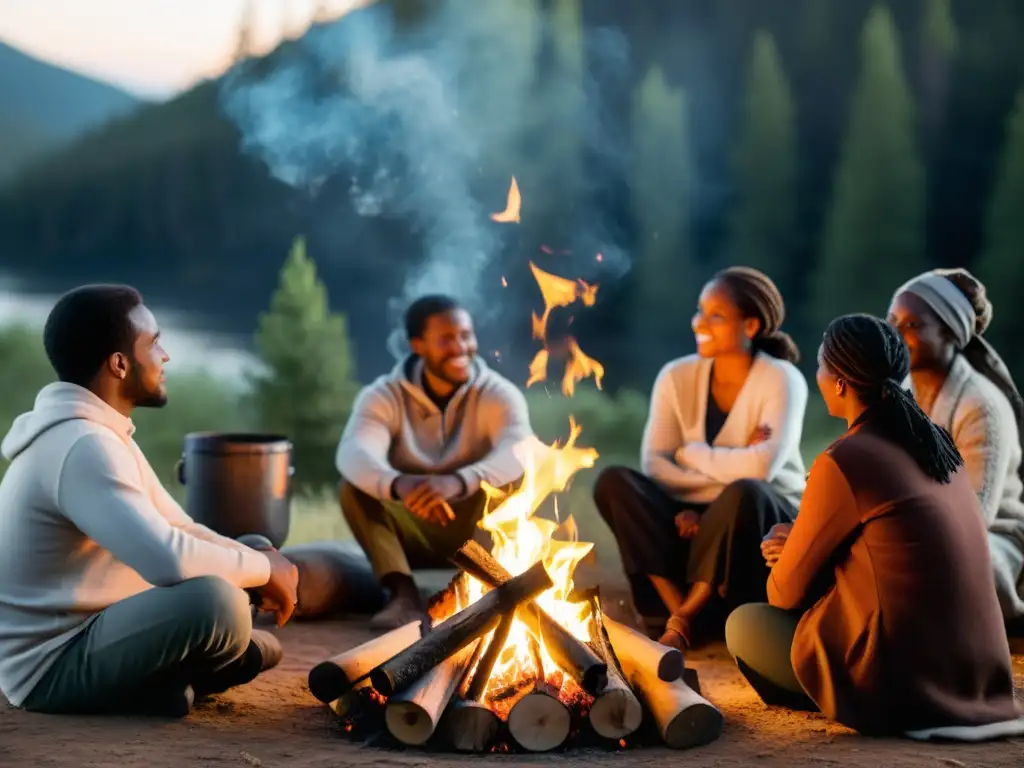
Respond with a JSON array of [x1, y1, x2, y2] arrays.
[[219, 0, 631, 353]]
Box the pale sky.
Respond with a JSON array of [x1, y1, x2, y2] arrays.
[[0, 0, 370, 99]]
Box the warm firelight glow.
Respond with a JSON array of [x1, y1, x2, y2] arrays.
[[464, 419, 598, 706], [526, 262, 603, 396], [443, 175, 607, 715], [491, 176, 521, 223]]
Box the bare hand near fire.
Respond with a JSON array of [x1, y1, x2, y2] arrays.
[[254, 549, 300, 626], [761, 522, 793, 567], [394, 475, 458, 526], [674, 510, 701, 539], [749, 424, 773, 445]]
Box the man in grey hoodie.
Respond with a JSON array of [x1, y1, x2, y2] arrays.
[[336, 295, 534, 629], [0, 285, 299, 716]]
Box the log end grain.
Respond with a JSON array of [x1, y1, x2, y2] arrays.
[[507, 687, 572, 752], [589, 687, 643, 740], [442, 700, 501, 753], [657, 648, 685, 682], [663, 701, 724, 749], [385, 701, 435, 746], [309, 662, 351, 704]]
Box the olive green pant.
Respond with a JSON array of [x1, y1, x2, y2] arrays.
[[724, 602, 817, 711], [339, 480, 493, 580], [23, 576, 256, 715]]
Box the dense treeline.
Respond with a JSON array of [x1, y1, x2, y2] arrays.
[[1, 0, 1023, 391]]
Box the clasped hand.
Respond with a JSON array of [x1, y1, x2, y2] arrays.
[[393, 474, 463, 526], [760, 522, 793, 567]]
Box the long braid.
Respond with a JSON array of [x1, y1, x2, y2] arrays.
[[822, 314, 963, 483]]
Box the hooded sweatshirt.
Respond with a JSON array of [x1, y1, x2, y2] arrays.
[[0, 383, 271, 707], [336, 356, 534, 500]]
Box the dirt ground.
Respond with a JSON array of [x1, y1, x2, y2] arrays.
[[3, 576, 1024, 768]]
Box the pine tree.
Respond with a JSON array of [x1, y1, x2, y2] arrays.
[[975, 90, 1024, 363], [809, 5, 926, 335], [726, 31, 798, 292], [251, 237, 360, 489], [919, 0, 958, 149], [630, 66, 694, 375]]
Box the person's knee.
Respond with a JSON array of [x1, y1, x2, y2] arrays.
[[592, 466, 633, 512], [338, 480, 364, 522], [719, 478, 767, 507], [724, 602, 764, 661], [177, 576, 253, 652]]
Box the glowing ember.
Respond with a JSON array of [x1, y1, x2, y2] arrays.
[[491, 176, 521, 223]]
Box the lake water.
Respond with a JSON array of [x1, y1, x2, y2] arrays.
[[0, 275, 262, 388]]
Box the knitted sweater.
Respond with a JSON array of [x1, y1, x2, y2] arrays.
[[335, 356, 534, 500], [0, 384, 271, 707], [920, 354, 1024, 616], [641, 352, 808, 507]]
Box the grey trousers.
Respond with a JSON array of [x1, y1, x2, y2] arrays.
[[22, 575, 256, 715], [724, 602, 817, 711]]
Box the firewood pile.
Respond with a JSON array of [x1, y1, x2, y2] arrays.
[[308, 541, 724, 753]]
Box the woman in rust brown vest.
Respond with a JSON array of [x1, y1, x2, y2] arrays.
[[725, 314, 1022, 738]]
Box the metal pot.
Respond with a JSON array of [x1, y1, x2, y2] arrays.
[[177, 432, 294, 549]]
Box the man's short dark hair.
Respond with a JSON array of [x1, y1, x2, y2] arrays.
[[43, 284, 144, 387], [404, 295, 463, 340]]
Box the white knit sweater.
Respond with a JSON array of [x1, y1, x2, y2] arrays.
[[641, 352, 808, 507]]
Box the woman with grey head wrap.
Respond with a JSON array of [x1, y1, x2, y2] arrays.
[[888, 268, 1024, 623]]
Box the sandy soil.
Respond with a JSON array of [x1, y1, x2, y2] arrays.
[[3, 581, 1023, 768]]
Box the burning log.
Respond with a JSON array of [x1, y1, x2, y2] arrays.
[[385, 640, 482, 746], [602, 615, 684, 682], [370, 560, 553, 697], [308, 620, 425, 704], [440, 612, 514, 752], [507, 679, 571, 752], [586, 596, 642, 740], [450, 540, 607, 694]]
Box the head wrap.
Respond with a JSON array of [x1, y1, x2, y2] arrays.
[[895, 272, 1024, 484]]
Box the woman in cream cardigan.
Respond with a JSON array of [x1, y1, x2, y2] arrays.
[[888, 268, 1024, 621], [593, 267, 808, 648]]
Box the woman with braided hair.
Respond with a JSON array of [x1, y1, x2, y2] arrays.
[[594, 267, 807, 648], [725, 314, 1023, 738], [888, 268, 1024, 623]]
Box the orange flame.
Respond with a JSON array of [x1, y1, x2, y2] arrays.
[[491, 176, 521, 223], [451, 176, 605, 709], [525, 262, 602, 395]]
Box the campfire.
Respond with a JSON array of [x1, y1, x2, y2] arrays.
[[306, 178, 724, 752]]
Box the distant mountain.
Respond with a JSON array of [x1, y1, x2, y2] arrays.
[[0, 39, 145, 179]]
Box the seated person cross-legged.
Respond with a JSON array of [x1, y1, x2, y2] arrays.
[[889, 268, 1024, 625], [336, 295, 533, 630], [593, 267, 807, 649], [0, 285, 299, 718], [727, 314, 1024, 739]]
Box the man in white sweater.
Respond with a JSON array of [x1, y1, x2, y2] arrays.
[[336, 295, 534, 629], [0, 285, 299, 716]]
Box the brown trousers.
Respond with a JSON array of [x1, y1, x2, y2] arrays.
[[339, 481, 493, 580]]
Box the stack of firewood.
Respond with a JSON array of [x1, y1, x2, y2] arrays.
[[308, 541, 724, 753]]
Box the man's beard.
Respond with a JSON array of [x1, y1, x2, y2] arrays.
[[126, 366, 167, 408]]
